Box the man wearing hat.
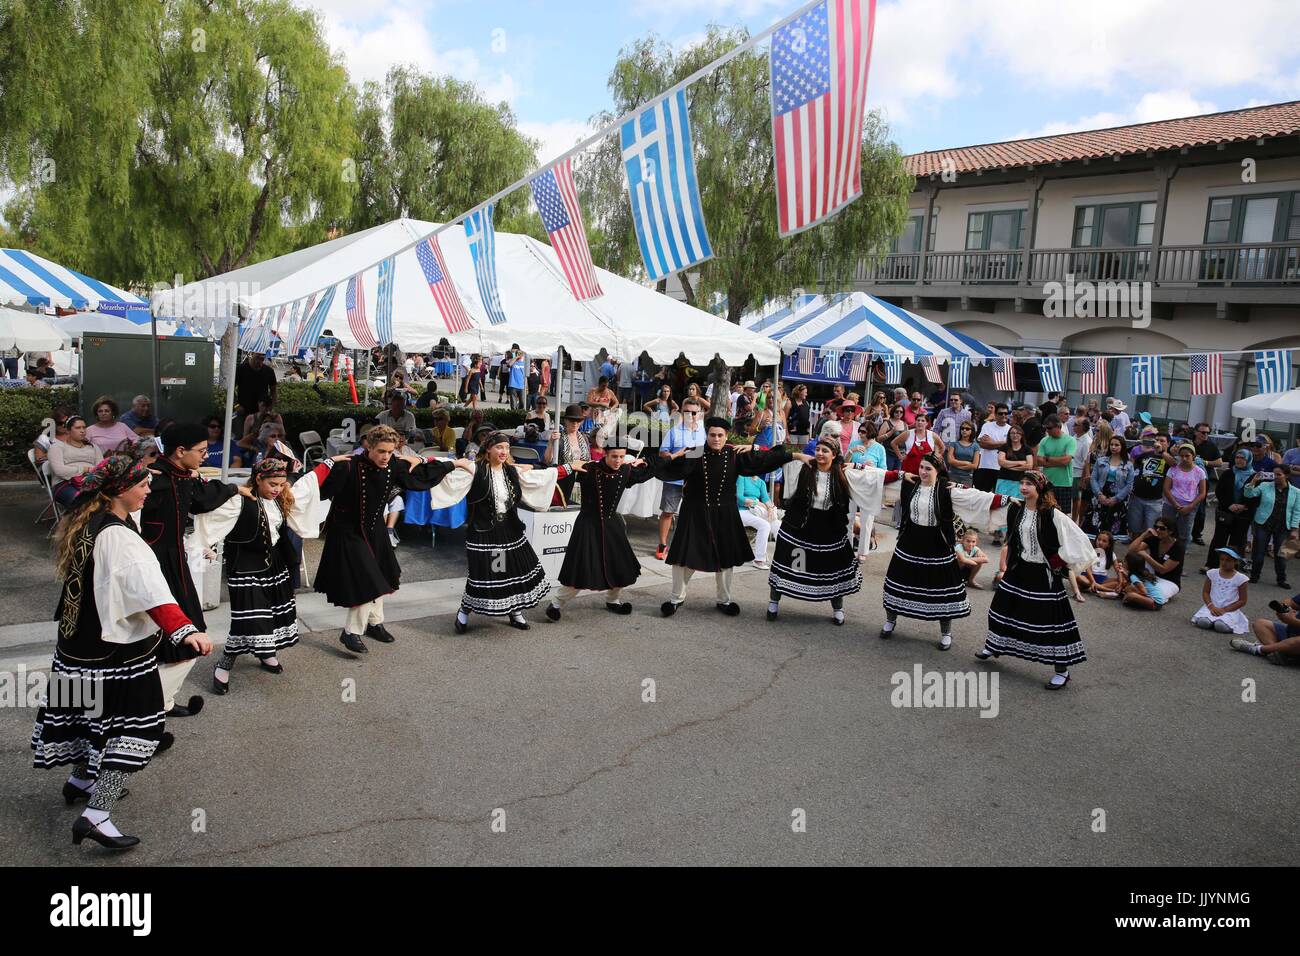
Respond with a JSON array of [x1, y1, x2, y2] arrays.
[[140, 423, 251, 719], [1106, 398, 1131, 435], [545, 431, 662, 620], [733, 381, 757, 434], [657, 416, 808, 617]]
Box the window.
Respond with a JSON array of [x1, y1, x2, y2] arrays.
[[1202, 192, 1300, 281], [1073, 201, 1157, 247], [891, 215, 923, 254], [1137, 358, 1191, 427], [1205, 198, 1233, 244], [967, 210, 1024, 250]]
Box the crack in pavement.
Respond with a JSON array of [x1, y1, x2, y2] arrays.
[[161, 645, 807, 864]]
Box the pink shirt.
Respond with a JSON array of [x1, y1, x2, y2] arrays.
[[1168, 464, 1207, 506], [85, 421, 139, 455]]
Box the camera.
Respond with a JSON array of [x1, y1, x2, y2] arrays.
[[1268, 600, 1286, 614]]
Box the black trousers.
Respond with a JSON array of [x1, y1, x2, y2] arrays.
[[974, 469, 998, 492]]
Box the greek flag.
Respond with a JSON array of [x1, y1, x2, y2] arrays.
[[1131, 355, 1163, 395], [1036, 357, 1063, 393], [297, 285, 337, 353], [464, 203, 508, 325], [620, 89, 714, 281], [881, 353, 901, 383], [820, 348, 841, 379], [948, 356, 970, 390], [1254, 349, 1292, 393], [375, 256, 395, 346]]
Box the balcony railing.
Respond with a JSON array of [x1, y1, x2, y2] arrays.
[[848, 241, 1300, 289]]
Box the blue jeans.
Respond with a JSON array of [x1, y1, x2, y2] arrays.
[[1128, 496, 1163, 537]]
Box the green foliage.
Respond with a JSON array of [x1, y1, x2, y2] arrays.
[[0, 0, 358, 285], [581, 29, 914, 321], [0, 387, 78, 471], [349, 67, 540, 237]]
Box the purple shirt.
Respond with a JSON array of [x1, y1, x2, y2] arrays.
[[1167, 464, 1206, 507]]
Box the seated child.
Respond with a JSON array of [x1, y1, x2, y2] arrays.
[[1121, 551, 1167, 610], [954, 529, 989, 589], [1191, 548, 1250, 634], [1082, 530, 1122, 598]]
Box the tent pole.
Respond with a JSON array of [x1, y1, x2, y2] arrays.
[[363, 349, 371, 405], [220, 321, 238, 483], [769, 350, 780, 498], [150, 311, 160, 422]]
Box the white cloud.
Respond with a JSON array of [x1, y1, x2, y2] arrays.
[[1012, 91, 1221, 140], [518, 120, 594, 165]]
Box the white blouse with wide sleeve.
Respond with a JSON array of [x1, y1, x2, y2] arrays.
[[93, 525, 181, 646], [949, 485, 1012, 532]]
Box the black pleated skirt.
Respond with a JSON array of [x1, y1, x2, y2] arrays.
[[882, 523, 970, 620], [986, 561, 1086, 666], [768, 510, 861, 601], [226, 560, 299, 658], [559, 513, 641, 592], [463, 523, 550, 615], [31, 644, 166, 778]]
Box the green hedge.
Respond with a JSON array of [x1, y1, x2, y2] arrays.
[[0, 381, 524, 472]]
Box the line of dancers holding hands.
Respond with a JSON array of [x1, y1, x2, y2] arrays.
[[32, 417, 1093, 851]]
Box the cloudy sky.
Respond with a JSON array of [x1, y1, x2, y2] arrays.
[[307, 0, 1300, 162]]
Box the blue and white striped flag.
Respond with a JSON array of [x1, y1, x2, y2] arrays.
[[948, 356, 970, 390], [881, 353, 901, 383], [1036, 357, 1063, 394], [820, 348, 841, 379], [464, 203, 508, 325], [1131, 355, 1163, 395], [297, 285, 337, 353], [1254, 349, 1292, 393], [375, 256, 396, 346], [620, 89, 714, 282]]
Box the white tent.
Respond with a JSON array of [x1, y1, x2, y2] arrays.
[[150, 218, 777, 366], [0, 306, 71, 351], [1232, 389, 1300, 424]]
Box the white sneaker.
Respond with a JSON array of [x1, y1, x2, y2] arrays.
[[1229, 637, 1261, 655], [388, 529, 400, 547]]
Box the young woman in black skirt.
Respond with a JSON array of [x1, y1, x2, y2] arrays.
[[974, 470, 1095, 689], [428, 433, 561, 632], [32, 455, 211, 851], [766, 436, 886, 625]]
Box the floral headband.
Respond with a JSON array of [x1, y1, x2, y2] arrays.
[[81, 455, 151, 499], [253, 457, 289, 480]]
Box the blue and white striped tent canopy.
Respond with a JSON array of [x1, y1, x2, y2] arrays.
[[743, 292, 1007, 361], [0, 248, 147, 311]]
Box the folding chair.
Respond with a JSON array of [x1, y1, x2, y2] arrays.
[[29, 448, 61, 527], [510, 446, 541, 463], [299, 430, 325, 468]]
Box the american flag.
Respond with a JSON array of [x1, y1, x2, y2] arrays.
[[922, 355, 942, 384], [993, 357, 1017, 391], [1189, 353, 1223, 396], [1131, 355, 1163, 395], [798, 347, 816, 375], [621, 89, 714, 281], [881, 353, 901, 383], [464, 203, 508, 325], [415, 237, 474, 335], [1254, 349, 1292, 393], [345, 273, 377, 348], [948, 356, 969, 390], [1036, 357, 1063, 393], [531, 157, 603, 300], [770, 0, 877, 237], [1080, 357, 1107, 395], [848, 350, 870, 381], [375, 256, 395, 346]]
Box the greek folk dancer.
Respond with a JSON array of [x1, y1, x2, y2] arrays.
[[657, 416, 803, 617], [545, 438, 661, 620], [138, 423, 248, 718], [427, 432, 561, 632], [970, 471, 1095, 688], [880, 453, 1015, 650], [32, 455, 212, 851], [313, 425, 468, 655], [192, 457, 328, 693], [766, 437, 890, 625]]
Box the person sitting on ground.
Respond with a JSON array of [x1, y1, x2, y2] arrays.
[[1127, 518, 1184, 603], [84, 396, 139, 455], [1121, 551, 1168, 610], [1231, 592, 1300, 665], [1191, 548, 1250, 634], [1081, 530, 1121, 597], [955, 529, 989, 589]]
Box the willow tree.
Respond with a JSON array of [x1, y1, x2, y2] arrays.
[[349, 67, 541, 237], [0, 0, 357, 286], [581, 29, 913, 415]]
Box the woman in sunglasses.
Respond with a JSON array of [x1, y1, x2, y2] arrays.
[[1125, 518, 1185, 605]]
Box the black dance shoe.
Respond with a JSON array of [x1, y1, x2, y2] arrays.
[[454, 614, 469, 634], [339, 631, 368, 654], [155, 731, 175, 754], [716, 602, 740, 616], [1045, 672, 1071, 690], [63, 781, 129, 805], [72, 816, 139, 851], [605, 602, 632, 615], [212, 670, 230, 695], [660, 601, 680, 617], [974, 647, 998, 660], [258, 659, 284, 674], [507, 615, 531, 631], [878, 627, 894, 640], [166, 695, 204, 718], [365, 623, 396, 644], [766, 608, 778, 622], [545, 604, 562, 622]]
